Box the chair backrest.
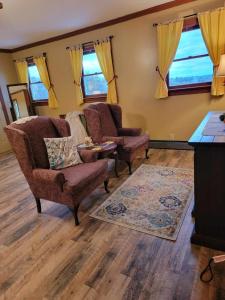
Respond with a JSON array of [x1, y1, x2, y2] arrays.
[[84, 103, 119, 142], [5, 116, 70, 172]]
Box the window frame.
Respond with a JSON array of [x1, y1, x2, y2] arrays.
[[167, 18, 212, 96], [27, 57, 48, 106], [81, 44, 107, 103]]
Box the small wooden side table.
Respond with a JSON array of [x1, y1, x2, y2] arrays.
[[77, 142, 119, 177]]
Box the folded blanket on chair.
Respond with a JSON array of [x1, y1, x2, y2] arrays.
[[65, 111, 87, 145]]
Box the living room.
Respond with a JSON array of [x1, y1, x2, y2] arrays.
[[0, 0, 225, 299]]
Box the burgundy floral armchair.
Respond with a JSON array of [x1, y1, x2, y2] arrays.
[[84, 103, 149, 174], [4, 116, 109, 225]]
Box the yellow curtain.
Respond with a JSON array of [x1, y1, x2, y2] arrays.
[[68, 47, 83, 105], [34, 56, 58, 109], [15, 60, 28, 83], [94, 39, 118, 104], [198, 8, 225, 96], [155, 19, 183, 99]]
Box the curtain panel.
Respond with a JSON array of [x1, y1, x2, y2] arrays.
[[155, 19, 184, 99], [94, 39, 118, 104], [198, 8, 225, 96], [34, 56, 58, 109], [68, 47, 83, 106], [15, 60, 29, 84]]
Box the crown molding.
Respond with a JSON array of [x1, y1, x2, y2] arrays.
[[3, 0, 197, 53]]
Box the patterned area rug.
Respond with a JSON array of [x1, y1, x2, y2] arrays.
[[91, 164, 193, 240]]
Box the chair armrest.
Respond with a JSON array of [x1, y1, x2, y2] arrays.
[[78, 149, 98, 163], [32, 168, 65, 189], [118, 128, 141, 136], [102, 136, 124, 145]]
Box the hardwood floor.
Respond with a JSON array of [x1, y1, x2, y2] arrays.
[[0, 149, 225, 300]]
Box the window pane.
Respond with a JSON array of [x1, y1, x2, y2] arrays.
[[83, 52, 102, 75], [169, 56, 213, 86], [30, 83, 48, 100], [174, 28, 208, 60], [83, 74, 107, 96], [28, 65, 41, 83]]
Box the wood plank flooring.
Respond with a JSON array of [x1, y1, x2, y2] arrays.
[[0, 149, 225, 300]]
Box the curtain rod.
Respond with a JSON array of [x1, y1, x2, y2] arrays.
[[66, 35, 114, 50], [13, 52, 47, 62], [153, 13, 197, 27], [153, 6, 225, 27]]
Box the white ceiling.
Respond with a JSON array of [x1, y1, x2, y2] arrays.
[[0, 0, 172, 49]]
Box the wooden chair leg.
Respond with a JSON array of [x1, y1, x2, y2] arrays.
[[104, 180, 110, 193], [35, 197, 41, 213], [145, 149, 149, 159], [74, 204, 80, 226], [126, 161, 132, 175]]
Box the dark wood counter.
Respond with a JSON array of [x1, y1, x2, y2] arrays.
[[189, 111, 225, 251]]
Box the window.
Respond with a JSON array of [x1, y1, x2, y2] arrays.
[[82, 45, 107, 101], [168, 20, 213, 95], [28, 63, 48, 102]]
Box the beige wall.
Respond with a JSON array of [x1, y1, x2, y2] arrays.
[[12, 0, 225, 141], [0, 53, 17, 120], [0, 53, 17, 153]]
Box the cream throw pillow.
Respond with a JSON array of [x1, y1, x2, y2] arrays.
[[44, 136, 83, 170]]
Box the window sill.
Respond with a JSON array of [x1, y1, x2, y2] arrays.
[[168, 85, 211, 96], [83, 95, 106, 103], [32, 100, 48, 106]]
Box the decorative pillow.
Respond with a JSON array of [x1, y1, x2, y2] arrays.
[[44, 136, 83, 169]]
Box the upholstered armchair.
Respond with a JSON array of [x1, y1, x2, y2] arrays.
[[4, 116, 109, 225], [84, 103, 149, 174]]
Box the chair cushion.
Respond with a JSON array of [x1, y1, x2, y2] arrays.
[[123, 134, 149, 151], [62, 159, 107, 194], [95, 103, 118, 137]]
